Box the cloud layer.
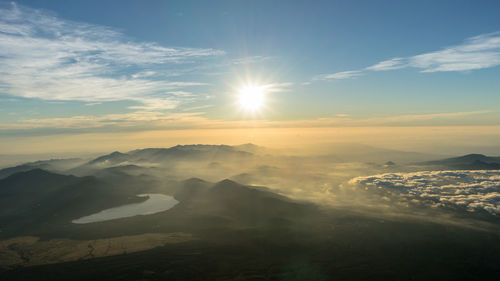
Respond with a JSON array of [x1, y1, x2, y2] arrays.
[[350, 170, 500, 215], [0, 3, 223, 109], [319, 31, 500, 80], [0, 110, 490, 131]]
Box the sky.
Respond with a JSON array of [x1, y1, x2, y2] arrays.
[[1, 0, 500, 155]]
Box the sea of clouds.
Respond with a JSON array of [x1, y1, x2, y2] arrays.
[[350, 170, 500, 215]]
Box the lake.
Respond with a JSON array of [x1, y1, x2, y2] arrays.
[[72, 194, 179, 224]]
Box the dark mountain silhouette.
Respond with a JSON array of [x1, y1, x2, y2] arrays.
[[93, 164, 151, 178], [0, 169, 148, 238], [0, 169, 78, 198], [233, 143, 266, 153], [2, 175, 499, 281], [170, 178, 318, 228], [77, 145, 254, 172], [0, 166, 319, 240], [87, 151, 129, 166], [0, 158, 83, 179], [130, 145, 253, 162], [0, 164, 48, 179], [173, 177, 211, 202], [1, 149, 500, 281], [419, 153, 500, 169]]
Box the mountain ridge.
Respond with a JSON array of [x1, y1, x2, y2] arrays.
[[419, 153, 500, 169]]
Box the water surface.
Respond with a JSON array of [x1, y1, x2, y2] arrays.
[[72, 194, 178, 224]]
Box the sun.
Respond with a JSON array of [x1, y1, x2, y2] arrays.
[[238, 85, 265, 111]]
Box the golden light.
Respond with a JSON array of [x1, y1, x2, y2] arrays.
[[238, 85, 265, 111]]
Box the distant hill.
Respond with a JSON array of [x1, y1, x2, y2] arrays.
[[0, 158, 84, 179], [0, 169, 148, 238], [419, 153, 500, 170], [314, 143, 442, 163], [2, 147, 500, 280], [76, 145, 254, 172], [130, 145, 253, 162], [232, 143, 266, 154], [0, 166, 319, 240], [87, 151, 129, 166], [0, 164, 52, 180], [171, 178, 317, 228]]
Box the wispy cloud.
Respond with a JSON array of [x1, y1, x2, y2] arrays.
[[182, 104, 214, 112], [317, 31, 500, 81], [410, 32, 500, 72], [0, 111, 208, 130], [365, 58, 406, 71], [0, 110, 491, 132], [362, 110, 492, 125], [261, 82, 294, 93], [230, 56, 272, 65], [0, 3, 224, 109], [314, 70, 363, 80]]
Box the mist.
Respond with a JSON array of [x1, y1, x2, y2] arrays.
[[1, 143, 500, 280], [4, 143, 498, 229]]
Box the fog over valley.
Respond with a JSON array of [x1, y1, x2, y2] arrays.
[[1, 1, 500, 280], [1, 145, 500, 280]]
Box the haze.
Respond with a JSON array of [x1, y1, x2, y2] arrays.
[[1, 1, 499, 281]]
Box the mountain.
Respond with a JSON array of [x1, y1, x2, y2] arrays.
[[1, 151, 500, 281], [93, 164, 153, 178], [2, 176, 499, 281], [172, 179, 317, 227], [312, 143, 442, 163], [129, 145, 253, 162], [74, 145, 254, 173], [0, 158, 84, 179], [419, 153, 500, 169], [87, 151, 129, 166], [232, 143, 266, 154], [172, 177, 211, 202], [0, 169, 148, 238], [0, 165, 319, 240], [0, 164, 47, 179], [0, 169, 79, 199]]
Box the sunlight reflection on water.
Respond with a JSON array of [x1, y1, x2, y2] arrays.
[[72, 194, 179, 224]]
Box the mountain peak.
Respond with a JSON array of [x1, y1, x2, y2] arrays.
[[1, 169, 77, 188], [459, 153, 487, 159], [183, 177, 208, 185], [11, 168, 51, 177], [420, 153, 500, 170], [215, 179, 239, 186]]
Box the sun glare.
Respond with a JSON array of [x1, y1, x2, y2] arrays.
[[238, 85, 265, 111]]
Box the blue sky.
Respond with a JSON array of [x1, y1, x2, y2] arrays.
[[1, 0, 500, 152]]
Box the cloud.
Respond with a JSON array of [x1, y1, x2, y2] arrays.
[[230, 56, 272, 65], [131, 71, 157, 79], [316, 31, 500, 81], [182, 104, 214, 112], [315, 70, 362, 80], [350, 170, 500, 215], [261, 82, 294, 93], [0, 111, 209, 130], [365, 58, 406, 71], [409, 32, 500, 72], [0, 3, 224, 109], [335, 114, 350, 118], [0, 109, 491, 132], [361, 110, 492, 125]]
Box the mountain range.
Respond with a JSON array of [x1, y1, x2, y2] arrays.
[[1, 145, 500, 280], [419, 153, 500, 170]]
